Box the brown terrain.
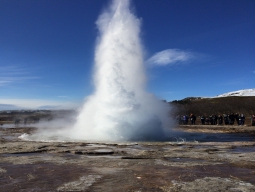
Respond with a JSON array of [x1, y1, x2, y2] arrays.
[[0, 107, 255, 191], [170, 96, 255, 120]]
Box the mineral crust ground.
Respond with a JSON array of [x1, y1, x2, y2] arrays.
[[0, 125, 255, 192]]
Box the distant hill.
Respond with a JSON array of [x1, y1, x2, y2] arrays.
[[215, 88, 255, 97], [170, 96, 255, 119], [170, 88, 255, 117]]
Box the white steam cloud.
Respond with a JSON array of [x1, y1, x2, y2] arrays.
[[70, 0, 172, 141], [25, 0, 173, 142], [147, 49, 194, 66]]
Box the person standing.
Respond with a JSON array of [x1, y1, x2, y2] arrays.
[[190, 114, 196, 125], [201, 115, 205, 125], [218, 114, 223, 125], [240, 114, 245, 125], [252, 114, 255, 126]]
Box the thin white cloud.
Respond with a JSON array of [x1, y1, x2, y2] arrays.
[[0, 65, 40, 86], [146, 49, 194, 66], [0, 80, 12, 87]]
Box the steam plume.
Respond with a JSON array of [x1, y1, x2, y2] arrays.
[[23, 0, 173, 142], [69, 0, 172, 141]]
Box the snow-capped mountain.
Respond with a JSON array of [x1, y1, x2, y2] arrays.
[[215, 88, 255, 97]]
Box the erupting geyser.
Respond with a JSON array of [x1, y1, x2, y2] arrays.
[[69, 0, 172, 141], [22, 0, 173, 142]]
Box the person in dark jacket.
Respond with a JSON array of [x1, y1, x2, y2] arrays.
[[190, 114, 196, 125], [201, 115, 205, 125], [252, 114, 255, 126], [229, 113, 235, 125], [223, 114, 229, 125], [218, 114, 223, 125], [240, 114, 245, 125]]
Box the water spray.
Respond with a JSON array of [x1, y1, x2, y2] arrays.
[[23, 0, 173, 142]]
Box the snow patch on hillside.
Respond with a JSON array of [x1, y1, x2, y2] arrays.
[[215, 88, 255, 97]]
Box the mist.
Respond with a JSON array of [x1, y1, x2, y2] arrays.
[[23, 0, 173, 142]]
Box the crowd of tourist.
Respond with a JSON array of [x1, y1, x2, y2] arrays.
[[176, 113, 255, 126]]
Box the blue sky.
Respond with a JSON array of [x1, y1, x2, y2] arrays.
[[1, 0, 254, 110]]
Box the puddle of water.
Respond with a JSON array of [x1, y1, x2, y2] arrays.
[[1, 133, 22, 140], [162, 145, 193, 151], [2, 135, 18, 140], [164, 157, 207, 163], [93, 149, 113, 153], [59, 152, 120, 159], [175, 132, 255, 142], [1, 152, 53, 157], [231, 146, 255, 153], [133, 145, 154, 150], [86, 144, 108, 148], [73, 149, 115, 156], [192, 145, 211, 149], [85, 155, 122, 159]]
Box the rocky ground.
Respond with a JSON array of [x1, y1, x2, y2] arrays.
[[0, 126, 255, 192]]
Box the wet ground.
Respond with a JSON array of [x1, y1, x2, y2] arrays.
[[0, 126, 255, 191]]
